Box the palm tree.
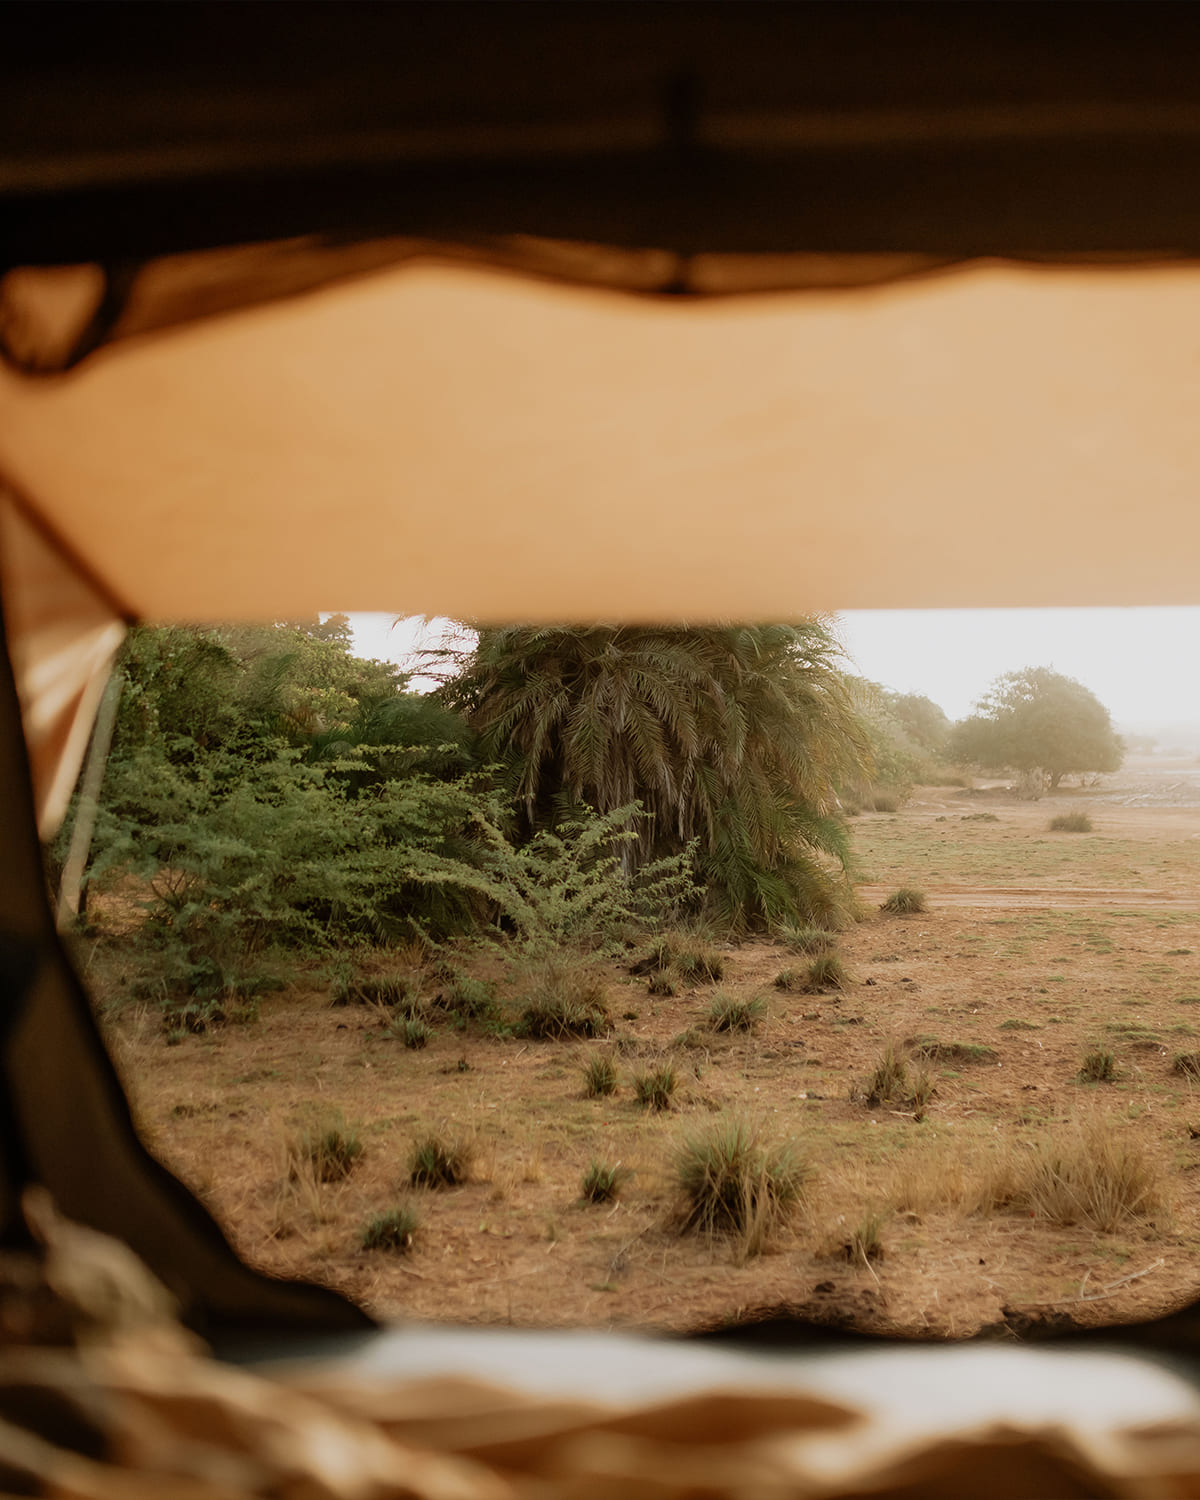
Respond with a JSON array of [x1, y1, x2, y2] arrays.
[[444, 622, 872, 930]]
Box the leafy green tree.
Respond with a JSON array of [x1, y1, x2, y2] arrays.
[[443, 622, 873, 930], [949, 667, 1124, 790]]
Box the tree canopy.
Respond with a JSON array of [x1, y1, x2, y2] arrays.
[[443, 621, 873, 930], [949, 666, 1124, 789]]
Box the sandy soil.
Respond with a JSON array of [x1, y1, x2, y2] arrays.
[[89, 757, 1200, 1341]]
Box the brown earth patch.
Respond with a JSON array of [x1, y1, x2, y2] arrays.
[[85, 760, 1200, 1341]]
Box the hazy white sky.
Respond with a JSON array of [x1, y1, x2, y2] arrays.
[[349, 607, 1200, 730]]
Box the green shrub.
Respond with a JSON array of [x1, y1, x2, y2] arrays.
[[581, 1054, 618, 1098], [409, 1133, 472, 1189], [673, 1118, 808, 1253], [580, 1160, 632, 1204], [361, 1206, 420, 1252], [632, 1064, 677, 1111], [475, 804, 699, 955], [707, 992, 766, 1034], [1050, 812, 1094, 833], [880, 887, 927, 915]]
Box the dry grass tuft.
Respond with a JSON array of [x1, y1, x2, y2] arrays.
[[673, 1116, 808, 1257], [519, 960, 611, 1039], [409, 1132, 473, 1189], [980, 1118, 1162, 1232], [863, 1042, 908, 1107], [675, 946, 725, 984], [707, 991, 766, 1034], [880, 887, 927, 915], [1050, 812, 1094, 833], [581, 1053, 618, 1098], [287, 1115, 363, 1184], [361, 1205, 419, 1252], [805, 955, 849, 992], [632, 1064, 677, 1112], [580, 1160, 632, 1204], [1078, 1047, 1117, 1083], [780, 925, 836, 956]]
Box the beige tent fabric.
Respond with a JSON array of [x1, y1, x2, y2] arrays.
[[0, 242, 964, 374], [0, 497, 125, 835], [4, 256, 1200, 825], [2, 258, 1200, 627]]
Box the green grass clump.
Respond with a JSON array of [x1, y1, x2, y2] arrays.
[[1078, 1047, 1117, 1083], [632, 1064, 677, 1112], [864, 1043, 908, 1107], [707, 992, 766, 1034], [361, 1206, 419, 1252], [396, 1016, 431, 1049], [675, 946, 725, 984], [580, 1160, 632, 1204], [774, 968, 804, 991], [880, 887, 927, 915], [1050, 812, 1094, 833], [999, 1018, 1041, 1032], [648, 972, 677, 996], [780, 925, 836, 956], [804, 955, 849, 992], [1173, 1052, 1200, 1079], [409, 1133, 472, 1189], [673, 1117, 808, 1255], [581, 1053, 618, 1098], [291, 1116, 364, 1184]]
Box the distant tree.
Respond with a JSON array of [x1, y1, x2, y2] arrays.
[[884, 691, 951, 757], [949, 667, 1124, 790], [840, 682, 947, 805]]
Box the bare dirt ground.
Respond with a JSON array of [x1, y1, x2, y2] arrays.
[[88, 756, 1200, 1340]]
